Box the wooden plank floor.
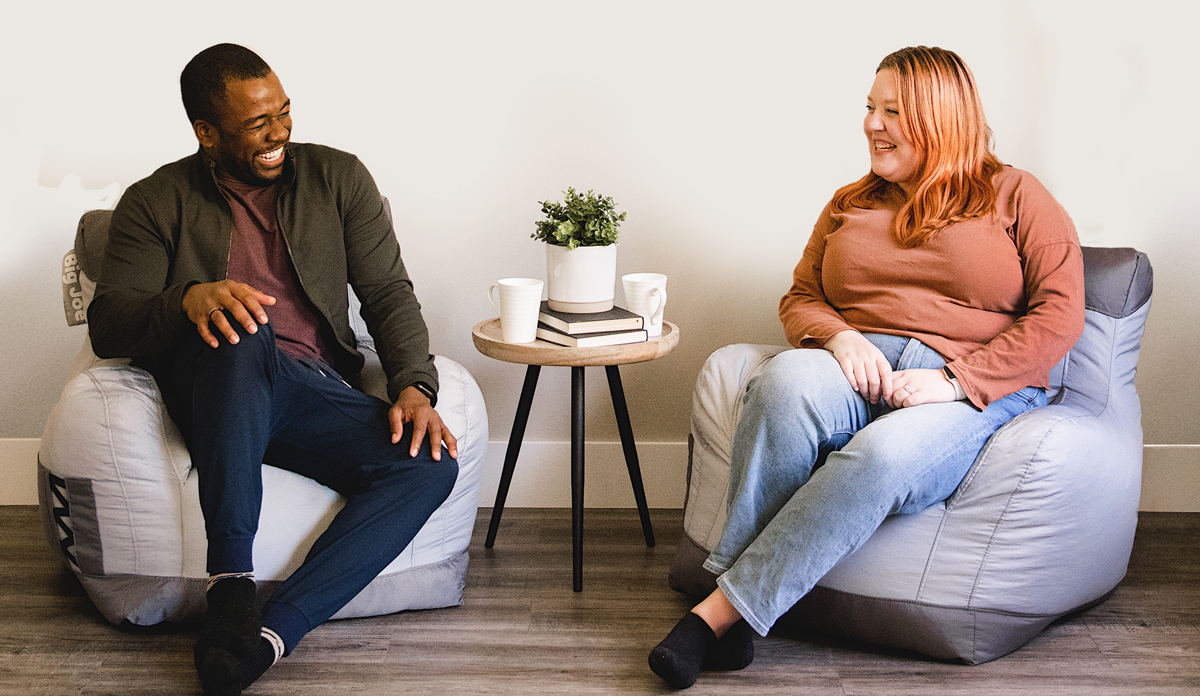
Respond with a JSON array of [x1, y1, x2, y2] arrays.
[[1, 507, 1197, 695]]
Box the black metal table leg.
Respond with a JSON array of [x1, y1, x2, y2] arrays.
[[485, 365, 541, 548], [605, 365, 655, 547], [571, 365, 585, 592]]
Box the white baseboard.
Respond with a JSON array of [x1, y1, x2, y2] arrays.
[[0, 439, 41, 505], [4, 438, 1198, 512], [474, 441, 688, 508], [1139, 445, 1200, 512]]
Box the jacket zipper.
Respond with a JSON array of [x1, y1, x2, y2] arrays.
[[271, 166, 354, 358], [206, 159, 235, 279]]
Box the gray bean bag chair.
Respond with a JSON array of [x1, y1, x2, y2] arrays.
[[669, 246, 1151, 664], [39, 207, 488, 626]]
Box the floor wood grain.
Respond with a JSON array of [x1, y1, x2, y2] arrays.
[[1, 507, 1196, 695]]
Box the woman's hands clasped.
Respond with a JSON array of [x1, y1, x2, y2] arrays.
[[824, 330, 957, 409], [886, 367, 957, 409], [824, 330, 893, 404]]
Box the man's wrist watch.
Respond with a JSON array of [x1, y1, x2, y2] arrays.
[[942, 366, 967, 401], [412, 382, 436, 401]]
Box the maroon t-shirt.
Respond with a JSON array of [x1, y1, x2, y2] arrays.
[[216, 171, 336, 366]]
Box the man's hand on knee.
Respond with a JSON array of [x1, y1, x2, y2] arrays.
[[389, 386, 459, 460], [183, 280, 276, 348]]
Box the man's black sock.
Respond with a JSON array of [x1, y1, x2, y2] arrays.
[[195, 577, 261, 696], [241, 636, 279, 689], [194, 636, 277, 696], [648, 612, 716, 689], [200, 577, 261, 653], [194, 644, 241, 696]]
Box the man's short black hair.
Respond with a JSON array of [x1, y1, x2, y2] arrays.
[[180, 43, 272, 126]]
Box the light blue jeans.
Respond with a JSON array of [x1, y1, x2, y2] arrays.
[[702, 334, 1045, 636]]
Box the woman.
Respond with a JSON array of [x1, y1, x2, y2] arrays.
[[649, 46, 1084, 689]]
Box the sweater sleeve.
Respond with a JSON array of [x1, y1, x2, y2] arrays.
[[88, 185, 196, 358], [779, 202, 857, 348], [341, 158, 439, 404], [944, 173, 1085, 409]]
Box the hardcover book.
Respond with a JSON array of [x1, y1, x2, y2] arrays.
[[538, 301, 644, 335], [535, 322, 648, 347]]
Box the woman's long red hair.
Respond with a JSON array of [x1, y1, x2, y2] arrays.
[[831, 46, 1004, 248]]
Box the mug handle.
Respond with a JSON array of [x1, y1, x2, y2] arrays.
[[648, 287, 667, 324], [488, 284, 502, 316]]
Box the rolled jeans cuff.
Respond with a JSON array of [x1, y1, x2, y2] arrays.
[[702, 555, 731, 576], [715, 574, 772, 637]]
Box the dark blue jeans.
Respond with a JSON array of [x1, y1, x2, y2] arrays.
[[153, 321, 458, 652]]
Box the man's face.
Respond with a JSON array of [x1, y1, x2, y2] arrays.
[[196, 71, 291, 185]]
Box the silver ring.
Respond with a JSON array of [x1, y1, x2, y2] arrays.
[[207, 306, 222, 319], [903, 385, 912, 393]]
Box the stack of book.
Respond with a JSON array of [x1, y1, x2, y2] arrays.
[[535, 301, 648, 347]]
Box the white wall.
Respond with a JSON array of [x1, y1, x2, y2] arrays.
[[2, 1, 1197, 506]]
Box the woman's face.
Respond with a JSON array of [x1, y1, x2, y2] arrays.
[[865, 69, 921, 193]]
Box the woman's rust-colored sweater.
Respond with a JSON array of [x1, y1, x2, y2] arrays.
[[779, 166, 1085, 409]]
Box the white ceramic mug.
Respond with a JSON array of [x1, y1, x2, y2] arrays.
[[488, 278, 544, 344], [621, 272, 668, 337]]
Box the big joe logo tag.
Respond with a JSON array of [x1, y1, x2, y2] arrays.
[[62, 249, 87, 326]]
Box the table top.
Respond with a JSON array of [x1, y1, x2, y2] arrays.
[[472, 318, 680, 367]]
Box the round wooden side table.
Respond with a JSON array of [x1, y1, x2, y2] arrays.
[[472, 318, 680, 591]]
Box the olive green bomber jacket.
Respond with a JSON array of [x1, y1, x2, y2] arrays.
[[88, 143, 438, 403]]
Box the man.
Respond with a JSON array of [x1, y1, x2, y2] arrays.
[[88, 43, 458, 695]]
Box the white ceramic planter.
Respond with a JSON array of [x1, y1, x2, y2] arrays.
[[545, 243, 617, 313]]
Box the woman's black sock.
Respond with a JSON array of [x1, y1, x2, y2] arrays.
[[648, 612, 717, 689], [702, 619, 754, 671]]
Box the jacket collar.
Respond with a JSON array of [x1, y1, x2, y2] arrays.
[[194, 146, 298, 191]]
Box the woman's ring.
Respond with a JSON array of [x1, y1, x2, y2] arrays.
[[903, 385, 912, 393]]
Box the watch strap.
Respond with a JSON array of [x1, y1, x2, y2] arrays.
[[942, 366, 967, 401]]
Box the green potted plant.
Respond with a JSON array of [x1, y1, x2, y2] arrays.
[[532, 187, 627, 312]]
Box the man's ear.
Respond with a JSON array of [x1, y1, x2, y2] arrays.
[[193, 120, 218, 149]]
